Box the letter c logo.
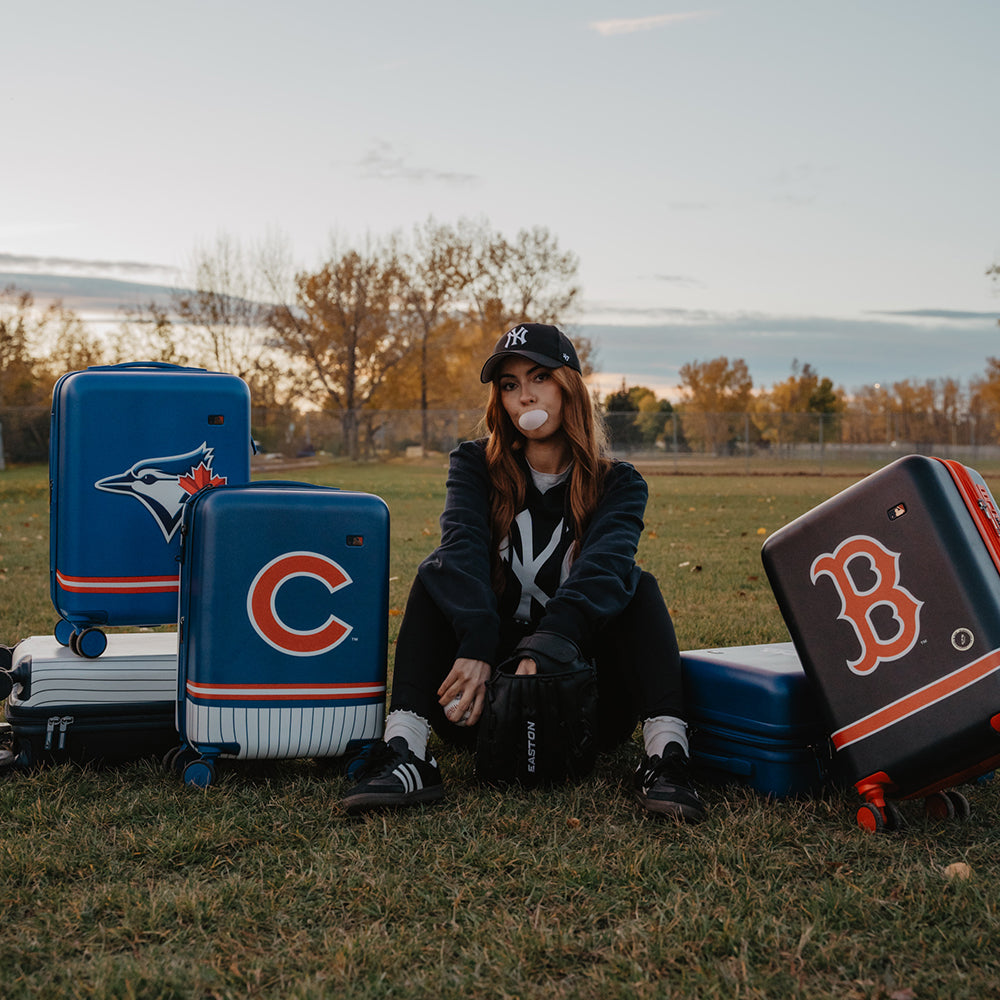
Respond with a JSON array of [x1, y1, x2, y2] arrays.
[[247, 551, 353, 656]]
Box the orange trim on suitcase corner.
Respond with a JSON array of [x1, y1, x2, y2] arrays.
[[855, 772, 892, 809], [936, 458, 1000, 576], [832, 647, 1000, 750]]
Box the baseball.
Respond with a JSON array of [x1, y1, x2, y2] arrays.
[[446, 695, 472, 726], [944, 862, 972, 881], [518, 409, 548, 431]]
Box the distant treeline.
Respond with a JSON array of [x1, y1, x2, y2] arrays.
[[3, 220, 1000, 462]]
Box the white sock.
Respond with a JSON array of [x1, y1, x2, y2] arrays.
[[383, 710, 431, 760], [643, 716, 689, 758]]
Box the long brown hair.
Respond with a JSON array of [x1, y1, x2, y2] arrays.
[[483, 365, 611, 593]]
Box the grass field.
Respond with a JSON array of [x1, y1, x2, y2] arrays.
[[2, 459, 1000, 999]]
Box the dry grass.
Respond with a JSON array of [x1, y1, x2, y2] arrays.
[[2, 459, 1000, 998]]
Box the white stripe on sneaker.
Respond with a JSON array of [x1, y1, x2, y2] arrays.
[[394, 763, 421, 793], [405, 763, 421, 791]]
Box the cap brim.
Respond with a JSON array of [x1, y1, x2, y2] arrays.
[[480, 350, 569, 384]]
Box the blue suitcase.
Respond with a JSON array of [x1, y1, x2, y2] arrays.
[[49, 362, 252, 657], [762, 456, 1000, 830], [681, 642, 834, 798], [172, 482, 389, 787]]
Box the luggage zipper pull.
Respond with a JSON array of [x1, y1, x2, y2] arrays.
[[57, 716, 74, 750], [44, 717, 58, 750], [978, 496, 1000, 537]]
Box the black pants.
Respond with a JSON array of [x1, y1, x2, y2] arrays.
[[389, 571, 684, 750]]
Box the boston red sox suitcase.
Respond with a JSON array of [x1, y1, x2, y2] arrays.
[[171, 482, 388, 787], [0, 632, 178, 768], [681, 642, 835, 798], [49, 361, 252, 658], [761, 455, 1000, 830]]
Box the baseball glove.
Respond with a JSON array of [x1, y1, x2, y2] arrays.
[[475, 631, 599, 788]]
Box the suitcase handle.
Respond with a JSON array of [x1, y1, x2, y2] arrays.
[[240, 480, 336, 490], [84, 361, 209, 373]]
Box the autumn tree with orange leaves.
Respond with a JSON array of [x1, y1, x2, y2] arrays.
[[677, 356, 754, 454]]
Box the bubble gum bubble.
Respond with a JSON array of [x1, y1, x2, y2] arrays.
[[519, 409, 548, 431]]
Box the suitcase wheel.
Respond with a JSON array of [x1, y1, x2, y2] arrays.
[[69, 628, 107, 659], [923, 790, 972, 822], [947, 790, 972, 820], [54, 619, 76, 646], [163, 745, 198, 774], [183, 758, 216, 789], [856, 801, 906, 834]]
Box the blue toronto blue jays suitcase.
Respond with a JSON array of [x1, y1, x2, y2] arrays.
[[49, 362, 252, 657], [761, 455, 1000, 830], [171, 482, 388, 787], [681, 642, 834, 798]]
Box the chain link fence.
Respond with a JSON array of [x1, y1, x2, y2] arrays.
[[4, 406, 999, 473]]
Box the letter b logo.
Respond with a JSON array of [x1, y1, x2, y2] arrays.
[[810, 535, 923, 676]]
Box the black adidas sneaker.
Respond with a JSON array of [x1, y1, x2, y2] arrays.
[[633, 742, 706, 823], [341, 736, 445, 813]]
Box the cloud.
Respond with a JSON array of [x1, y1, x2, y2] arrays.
[[580, 310, 1000, 395], [359, 140, 478, 184], [589, 12, 713, 36], [766, 162, 830, 208], [868, 308, 999, 322], [0, 252, 175, 280], [648, 274, 707, 289], [0, 271, 180, 315]]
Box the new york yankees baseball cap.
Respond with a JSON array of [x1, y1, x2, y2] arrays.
[[480, 323, 582, 383]]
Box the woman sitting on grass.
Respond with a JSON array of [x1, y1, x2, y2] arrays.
[[342, 323, 705, 823]]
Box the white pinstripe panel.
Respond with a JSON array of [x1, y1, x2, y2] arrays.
[[184, 702, 383, 759]]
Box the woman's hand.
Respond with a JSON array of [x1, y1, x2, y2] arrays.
[[437, 658, 491, 726], [515, 658, 537, 675]]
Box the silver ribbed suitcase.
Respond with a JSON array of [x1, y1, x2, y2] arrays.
[[0, 632, 178, 767]]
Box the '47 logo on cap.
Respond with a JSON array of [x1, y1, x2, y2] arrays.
[[810, 534, 923, 676]]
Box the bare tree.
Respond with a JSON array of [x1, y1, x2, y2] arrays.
[[460, 220, 583, 345], [113, 299, 191, 365], [400, 219, 473, 452], [267, 239, 410, 460], [173, 232, 275, 380]]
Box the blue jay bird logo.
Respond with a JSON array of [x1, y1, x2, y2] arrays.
[[94, 442, 227, 542]]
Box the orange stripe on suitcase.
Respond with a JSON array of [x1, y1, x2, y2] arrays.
[[832, 647, 1000, 750]]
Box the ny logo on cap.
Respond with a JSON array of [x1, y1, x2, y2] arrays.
[[505, 326, 529, 348]]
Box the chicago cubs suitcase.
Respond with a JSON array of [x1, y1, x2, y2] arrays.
[[0, 632, 178, 768], [49, 361, 252, 657], [681, 642, 834, 798], [171, 482, 388, 787], [761, 455, 1000, 830]]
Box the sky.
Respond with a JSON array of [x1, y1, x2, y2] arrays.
[[3, 1, 998, 400]]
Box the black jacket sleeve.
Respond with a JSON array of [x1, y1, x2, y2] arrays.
[[535, 461, 647, 657], [416, 440, 501, 663]]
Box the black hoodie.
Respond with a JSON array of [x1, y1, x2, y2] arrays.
[[416, 439, 647, 664]]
